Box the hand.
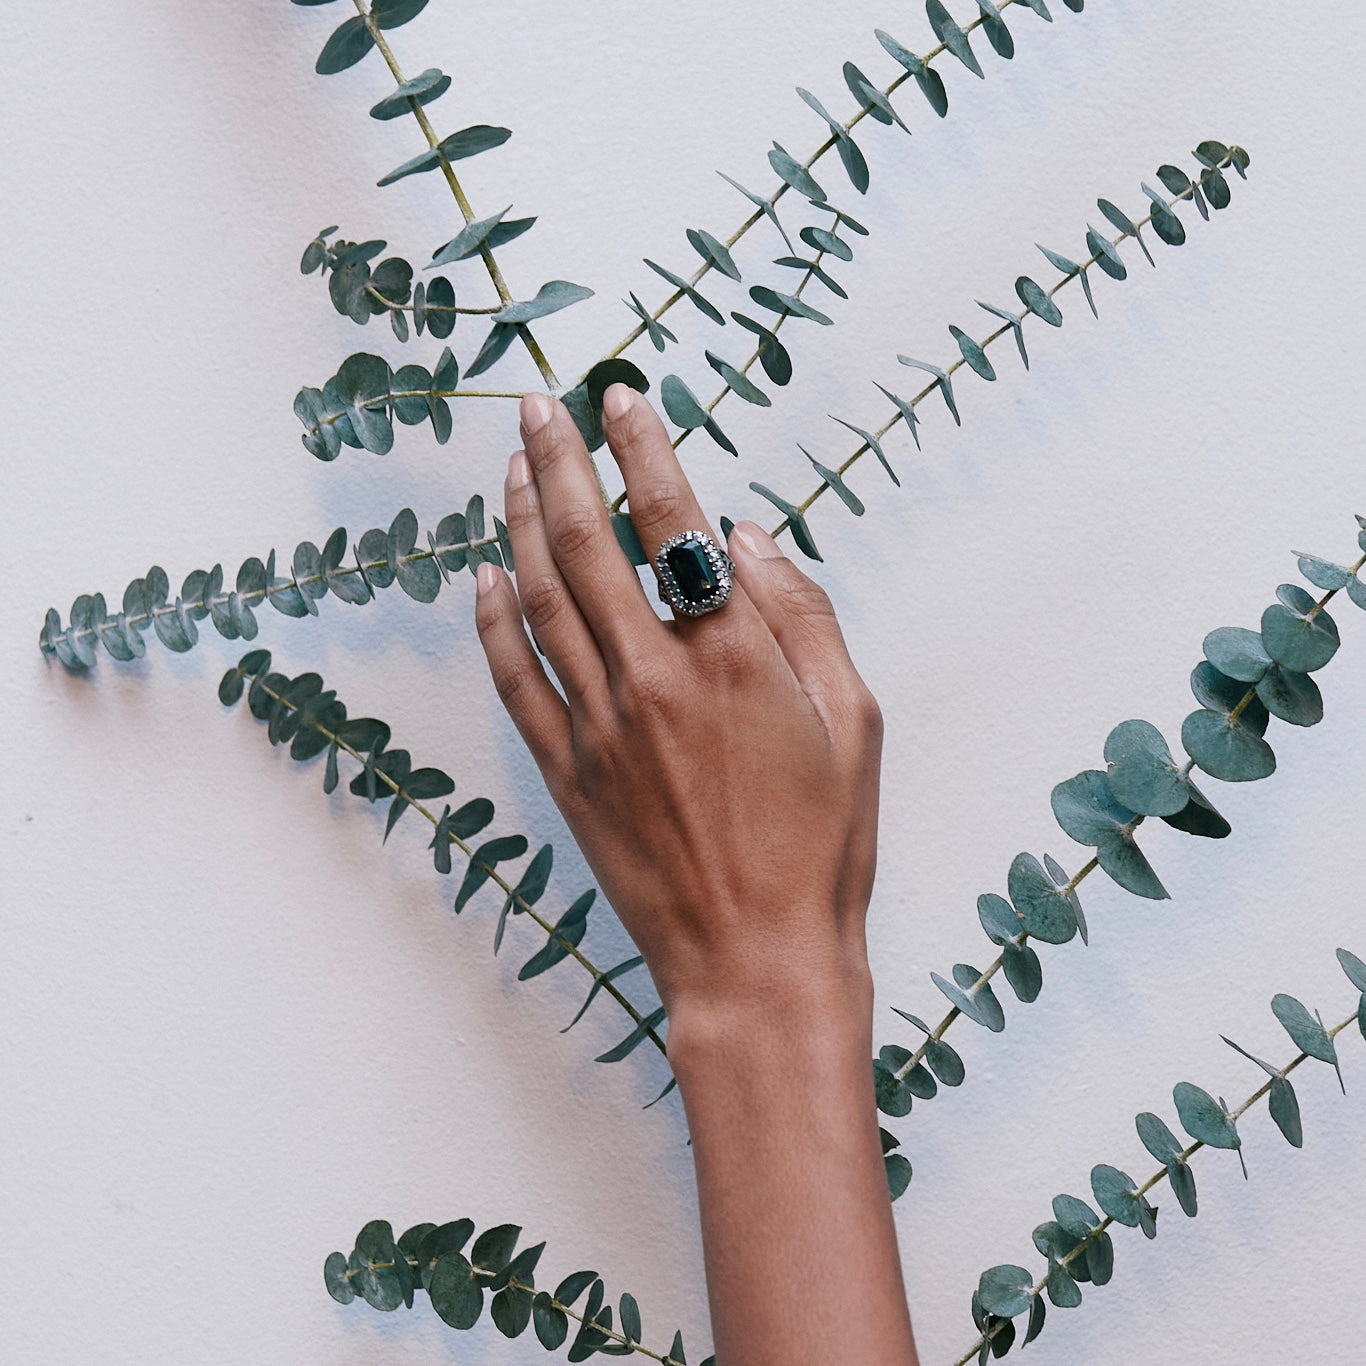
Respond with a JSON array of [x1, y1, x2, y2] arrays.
[[476, 385, 917, 1366], [474, 383, 884, 1024]]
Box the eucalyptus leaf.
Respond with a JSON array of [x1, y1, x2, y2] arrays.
[[1173, 1081, 1240, 1150], [931, 963, 1005, 1032], [370, 67, 450, 120], [1269, 1074, 1304, 1147], [494, 280, 593, 324], [1270, 993, 1338, 1064]]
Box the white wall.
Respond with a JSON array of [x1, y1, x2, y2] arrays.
[[3, 2, 1364, 1362]]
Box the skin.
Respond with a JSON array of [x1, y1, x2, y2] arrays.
[[474, 383, 919, 1366]]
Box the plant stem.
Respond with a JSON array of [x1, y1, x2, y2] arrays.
[[583, 0, 1032, 378], [363, 282, 502, 315], [768, 152, 1243, 544], [248, 675, 669, 1060], [606, 206, 843, 513], [892, 540, 1364, 1084], [351, 0, 561, 391], [949, 1012, 1358, 1366]]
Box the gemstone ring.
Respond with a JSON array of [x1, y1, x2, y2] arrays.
[[652, 529, 735, 618]]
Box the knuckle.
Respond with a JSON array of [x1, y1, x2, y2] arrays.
[[628, 482, 687, 539], [547, 505, 603, 565], [694, 624, 760, 679], [503, 484, 540, 533], [776, 569, 836, 621], [517, 573, 568, 633], [492, 659, 538, 710], [615, 660, 675, 724], [856, 685, 884, 742]]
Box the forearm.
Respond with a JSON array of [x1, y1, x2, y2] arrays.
[[669, 951, 919, 1366]]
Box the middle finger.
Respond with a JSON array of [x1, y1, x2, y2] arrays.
[[518, 392, 660, 671]]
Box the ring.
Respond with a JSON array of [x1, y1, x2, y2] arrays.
[[652, 529, 735, 617]]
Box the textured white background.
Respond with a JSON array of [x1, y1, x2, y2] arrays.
[[3, 2, 1364, 1362]]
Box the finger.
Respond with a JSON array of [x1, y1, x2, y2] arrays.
[[519, 392, 657, 667], [502, 447, 607, 704], [599, 384, 765, 635], [726, 520, 865, 713], [474, 559, 572, 772]]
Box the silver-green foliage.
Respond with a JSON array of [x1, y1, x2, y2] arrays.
[[961, 947, 1364, 1364], [325, 1215, 713, 1364], [39, 501, 509, 670], [873, 522, 1366, 1154], [217, 649, 672, 1077]]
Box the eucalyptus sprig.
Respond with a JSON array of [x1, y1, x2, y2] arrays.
[[300, 226, 511, 341], [297, 0, 585, 393], [325, 1215, 713, 1364], [744, 141, 1251, 561], [39, 501, 508, 671], [871, 521, 1366, 1152], [217, 649, 670, 1074], [593, 0, 1087, 385], [958, 947, 1365, 1364]]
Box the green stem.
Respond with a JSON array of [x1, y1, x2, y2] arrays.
[[768, 152, 1242, 544], [584, 0, 1032, 378], [351, 0, 561, 391], [950, 1013, 1359, 1366], [892, 538, 1364, 1085], [47, 537, 505, 654], [607, 205, 842, 514], [363, 282, 502, 315], [253, 677, 668, 1061]]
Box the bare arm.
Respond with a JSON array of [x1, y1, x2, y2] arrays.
[[474, 383, 918, 1366]]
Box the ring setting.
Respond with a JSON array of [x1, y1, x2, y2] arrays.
[[653, 529, 734, 617]]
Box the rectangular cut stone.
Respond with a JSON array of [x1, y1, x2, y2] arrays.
[[665, 538, 721, 604]]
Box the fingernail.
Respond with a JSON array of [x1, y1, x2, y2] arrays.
[[507, 448, 532, 490], [476, 561, 499, 595], [520, 392, 553, 437], [731, 520, 783, 559], [602, 383, 634, 422]]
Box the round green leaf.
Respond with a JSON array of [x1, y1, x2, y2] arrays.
[[1090, 1164, 1141, 1227], [1207, 625, 1267, 683], [1181, 707, 1276, 783], [428, 1252, 483, 1329], [978, 1265, 1034, 1319], [977, 892, 1022, 945], [533, 1291, 569, 1350], [324, 1251, 355, 1304], [1271, 993, 1337, 1063], [885, 1152, 912, 1200], [660, 375, 709, 429], [1255, 664, 1323, 727], [1103, 718, 1189, 817], [1136, 1110, 1183, 1162], [1173, 1081, 1240, 1149], [316, 15, 374, 74], [1260, 599, 1339, 672], [1015, 275, 1063, 326], [1007, 852, 1078, 945]]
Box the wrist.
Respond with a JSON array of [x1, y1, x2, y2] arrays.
[[665, 940, 874, 1082]]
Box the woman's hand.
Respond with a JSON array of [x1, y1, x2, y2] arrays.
[[473, 383, 884, 1025], [475, 384, 917, 1366]]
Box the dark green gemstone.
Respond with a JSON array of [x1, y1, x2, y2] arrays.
[[665, 537, 721, 604]]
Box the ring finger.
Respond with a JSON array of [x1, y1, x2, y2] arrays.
[[599, 384, 766, 639]]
